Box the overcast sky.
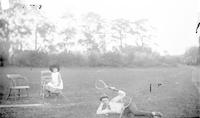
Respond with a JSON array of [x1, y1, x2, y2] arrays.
[[24, 0, 199, 55]]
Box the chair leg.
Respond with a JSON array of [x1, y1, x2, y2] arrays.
[[7, 89, 12, 100], [26, 88, 29, 97], [18, 89, 20, 98], [14, 89, 17, 101], [41, 84, 45, 98]]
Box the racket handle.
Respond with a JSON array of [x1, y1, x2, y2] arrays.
[[105, 85, 109, 88], [108, 86, 119, 92]]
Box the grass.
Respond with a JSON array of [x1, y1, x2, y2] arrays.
[[0, 66, 199, 118]]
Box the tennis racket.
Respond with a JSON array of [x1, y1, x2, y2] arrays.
[[120, 96, 133, 118], [95, 80, 109, 90], [123, 96, 132, 108]]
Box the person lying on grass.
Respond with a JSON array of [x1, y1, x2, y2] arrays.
[[45, 64, 63, 96], [96, 87, 163, 118]]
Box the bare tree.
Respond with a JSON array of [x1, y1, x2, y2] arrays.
[[131, 19, 153, 48], [37, 22, 55, 52], [111, 18, 131, 50], [79, 12, 106, 54], [59, 27, 76, 51]]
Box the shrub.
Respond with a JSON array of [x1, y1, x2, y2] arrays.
[[101, 52, 123, 67], [9, 45, 184, 67], [14, 50, 49, 67], [183, 47, 199, 65]]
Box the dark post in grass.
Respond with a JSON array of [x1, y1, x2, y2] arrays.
[[0, 55, 4, 67], [196, 21, 200, 64], [150, 83, 152, 93]]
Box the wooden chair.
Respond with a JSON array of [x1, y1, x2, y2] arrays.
[[40, 70, 52, 98], [6, 74, 30, 100]]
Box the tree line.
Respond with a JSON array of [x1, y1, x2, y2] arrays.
[[0, 0, 198, 67]]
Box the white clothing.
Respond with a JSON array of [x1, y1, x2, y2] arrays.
[[96, 90, 126, 114], [47, 72, 63, 89]]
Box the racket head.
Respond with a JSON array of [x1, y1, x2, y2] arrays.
[[122, 96, 132, 108], [95, 80, 108, 90]]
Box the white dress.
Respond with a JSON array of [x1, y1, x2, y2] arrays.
[[46, 72, 63, 91]]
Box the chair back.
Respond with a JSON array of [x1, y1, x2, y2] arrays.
[[41, 70, 51, 82], [7, 74, 28, 87]]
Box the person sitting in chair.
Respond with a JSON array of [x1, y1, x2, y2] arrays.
[[45, 64, 63, 96], [96, 86, 163, 118]]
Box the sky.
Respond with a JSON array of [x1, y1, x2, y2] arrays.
[[22, 0, 199, 55]]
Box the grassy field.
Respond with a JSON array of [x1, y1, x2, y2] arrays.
[[0, 66, 199, 118]]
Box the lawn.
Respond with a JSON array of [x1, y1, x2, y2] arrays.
[[0, 66, 199, 118]]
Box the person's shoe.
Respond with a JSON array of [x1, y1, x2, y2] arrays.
[[152, 112, 163, 118]]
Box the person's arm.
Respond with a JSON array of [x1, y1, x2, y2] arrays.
[[96, 102, 110, 114], [110, 90, 126, 103], [196, 22, 200, 33]]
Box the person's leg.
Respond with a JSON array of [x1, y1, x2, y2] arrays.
[[133, 110, 153, 118], [126, 102, 154, 118], [121, 107, 135, 118], [44, 88, 50, 97], [124, 102, 163, 118], [44, 85, 54, 97]]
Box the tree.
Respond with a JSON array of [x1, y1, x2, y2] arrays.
[[184, 46, 198, 65], [0, 19, 10, 64], [111, 18, 132, 50], [59, 27, 76, 51], [37, 22, 55, 52], [10, 18, 32, 50], [131, 19, 154, 48], [79, 12, 106, 54], [0, 0, 46, 64]]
